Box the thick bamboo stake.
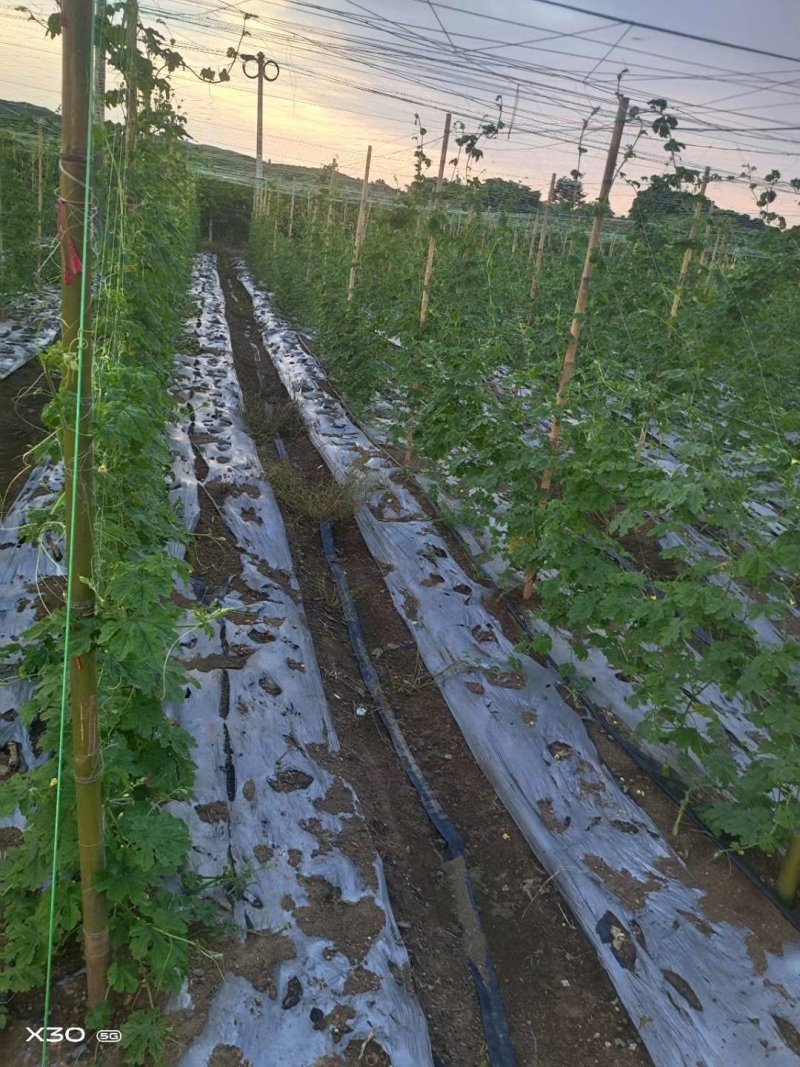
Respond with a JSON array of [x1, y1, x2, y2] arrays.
[[326, 158, 337, 228], [94, 40, 106, 125], [419, 112, 452, 328], [526, 218, 539, 263], [407, 113, 452, 463], [60, 0, 109, 1007], [347, 145, 372, 302], [544, 98, 628, 479], [288, 179, 296, 238], [124, 0, 138, 162], [524, 97, 629, 600], [0, 176, 4, 287], [37, 124, 44, 246], [668, 165, 710, 337], [530, 173, 556, 302], [777, 838, 800, 906], [699, 206, 715, 268]]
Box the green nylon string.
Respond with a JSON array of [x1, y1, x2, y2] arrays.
[[41, 3, 102, 1064]]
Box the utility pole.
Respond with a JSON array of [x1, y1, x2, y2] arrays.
[[59, 0, 109, 1006], [242, 51, 279, 216]]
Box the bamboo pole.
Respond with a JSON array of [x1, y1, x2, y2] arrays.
[[668, 165, 710, 337], [699, 205, 715, 268], [94, 42, 106, 126], [288, 179, 296, 238], [524, 97, 629, 601], [37, 124, 44, 246], [60, 0, 109, 1006], [0, 175, 4, 288], [326, 158, 337, 228], [543, 97, 628, 479], [777, 838, 800, 906], [530, 173, 556, 302], [124, 0, 138, 162], [406, 113, 452, 463], [347, 145, 372, 302], [419, 112, 452, 328], [526, 218, 539, 263]]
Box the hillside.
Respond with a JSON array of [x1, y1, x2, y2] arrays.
[[0, 98, 394, 200]]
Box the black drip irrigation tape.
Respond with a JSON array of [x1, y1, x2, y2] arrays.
[[279, 338, 800, 932], [319, 518, 517, 1067]]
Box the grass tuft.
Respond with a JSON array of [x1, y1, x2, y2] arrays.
[[245, 399, 306, 445], [266, 460, 370, 523]]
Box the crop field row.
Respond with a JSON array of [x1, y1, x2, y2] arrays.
[[2, 3, 800, 1066]]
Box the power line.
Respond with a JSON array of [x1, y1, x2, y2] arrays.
[[523, 0, 800, 65]]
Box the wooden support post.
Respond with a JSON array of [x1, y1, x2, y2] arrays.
[[699, 206, 715, 268], [526, 218, 539, 263], [419, 112, 452, 328], [544, 98, 628, 477], [668, 165, 710, 337], [0, 174, 4, 288], [94, 39, 106, 125], [530, 173, 556, 302], [408, 113, 452, 460], [124, 0, 138, 162], [524, 97, 629, 600], [37, 124, 44, 246], [326, 158, 337, 228], [347, 145, 372, 302], [288, 179, 296, 238], [60, 0, 109, 1006]]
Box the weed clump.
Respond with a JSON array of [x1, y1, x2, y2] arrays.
[[266, 460, 370, 523]]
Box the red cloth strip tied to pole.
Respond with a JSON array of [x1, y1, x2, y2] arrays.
[[58, 196, 84, 285]]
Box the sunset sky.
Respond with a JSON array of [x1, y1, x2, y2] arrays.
[[2, 0, 800, 219]]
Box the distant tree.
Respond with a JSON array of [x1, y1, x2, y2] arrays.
[[629, 175, 695, 224], [477, 177, 541, 213], [554, 175, 585, 207], [197, 178, 251, 244]]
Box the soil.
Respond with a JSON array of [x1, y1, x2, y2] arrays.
[[0, 357, 50, 517], [218, 255, 651, 1067]]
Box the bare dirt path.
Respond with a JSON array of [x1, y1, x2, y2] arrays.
[[217, 252, 651, 1067]]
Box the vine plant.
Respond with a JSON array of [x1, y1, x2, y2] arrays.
[[0, 6, 250, 1063], [247, 97, 800, 904]]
